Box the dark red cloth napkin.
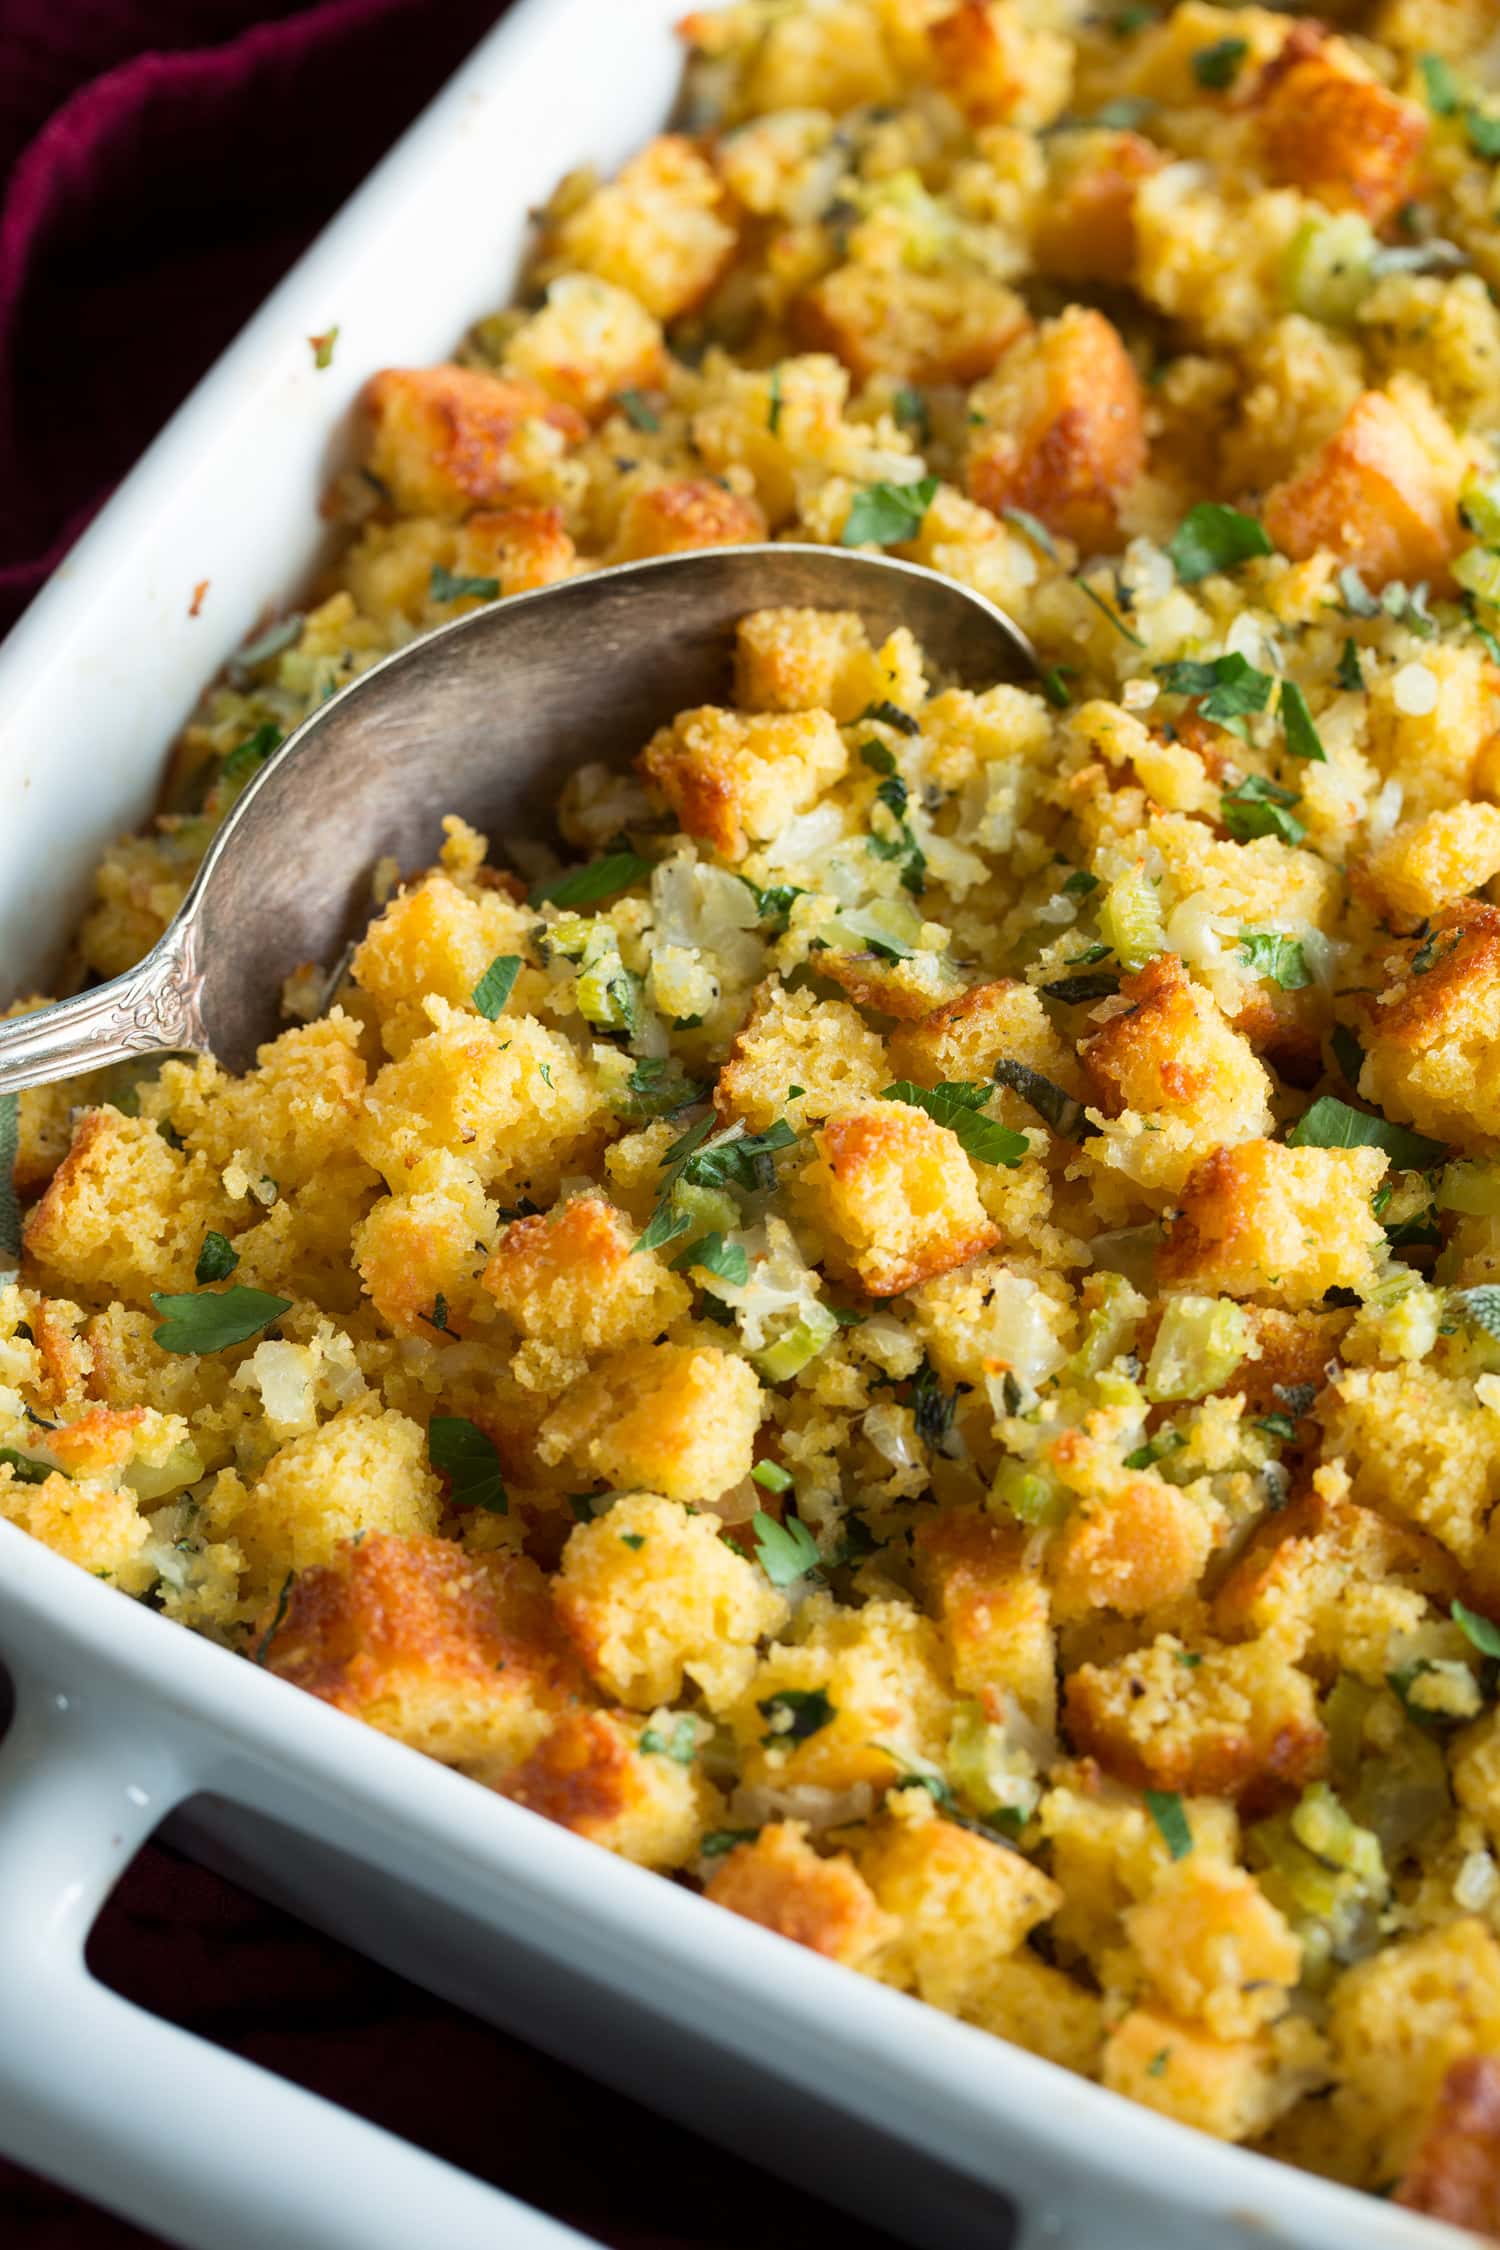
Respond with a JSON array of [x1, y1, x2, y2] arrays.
[[0, 0, 508, 639]]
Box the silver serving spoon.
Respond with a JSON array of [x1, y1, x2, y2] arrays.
[[0, 545, 1037, 1095]]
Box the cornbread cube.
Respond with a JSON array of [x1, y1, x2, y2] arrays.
[[537, 1340, 764, 1504], [455, 506, 578, 597], [1046, 1454, 1216, 1624], [815, 948, 967, 1024], [680, 0, 903, 115], [352, 872, 538, 1059], [612, 477, 767, 561], [360, 365, 587, 517], [1397, 2057, 1500, 2233], [355, 1004, 605, 1200], [1253, 29, 1426, 226], [483, 1194, 689, 1353], [730, 1595, 953, 1793], [1362, 804, 1500, 927], [913, 1508, 1056, 1731], [1450, 1707, 1500, 1845], [1124, 1860, 1300, 2041], [1081, 954, 1274, 1198], [1041, 1778, 1241, 1971], [1318, 1366, 1500, 1578], [1331, 1922, 1500, 2181], [555, 1491, 787, 1713], [495, 1705, 719, 1869], [791, 1098, 999, 1298], [715, 979, 887, 1131], [965, 308, 1145, 552], [1263, 386, 1465, 591], [547, 137, 736, 322], [25, 1293, 90, 1407], [961, 1952, 1104, 2075], [354, 1151, 497, 1337], [862, 1802, 1063, 2011], [0, 1467, 153, 1593], [1215, 1480, 1456, 1681], [638, 705, 847, 861], [1102, 2008, 1293, 2144], [261, 1532, 585, 1770], [24, 1107, 236, 1303], [928, 0, 1072, 127], [1158, 1139, 1388, 1308], [149, 1013, 370, 1194], [501, 274, 665, 419], [230, 1403, 443, 1594], [888, 978, 1079, 1096], [794, 262, 1030, 389], [705, 1821, 898, 1968], [1033, 130, 1162, 285], [1361, 903, 1500, 1145], [733, 608, 903, 721], [1064, 1634, 1327, 1805]]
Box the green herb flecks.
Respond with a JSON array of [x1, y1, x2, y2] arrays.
[[767, 366, 784, 435], [0, 1447, 57, 1487], [1003, 507, 1057, 559], [429, 563, 500, 605], [992, 1057, 1096, 1141], [1280, 680, 1326, 762], [1237, 932, 1313, 990], [1167, 504, 1275, 584], [671, 1230, 750, 1286], [194, 1231, 240, 1285], [759, 1687, 836, 1744], [842, 475, 940, 549], [529, 849, 652, 908], [1220, 774, 1305, 846], [615, 390, 661, 432], [881, 1080, 1028, 1168], [1155, 652, 1274, 727], [1286, 1095, 1446, 1170], [1454, 1599, 1500, 1657], [255, 1571, 297, 1664], [1146, 1789, 1193, 1860], [150, 1286, 291, 1355], [616, 1057, 710, 1120], [428, 1415, 508, 1514], [1454, 1286, 1500, 1341], [1337, 639, 1364, 692], [472, 954, 521, 1020], [752, 1509, 823, 1587], [1192, 35, 1247, 86], [1040, 970, 1121, 1004], [636, 1117, 799, 1253], [1076, 576, 1146, 647], [892, 386, 931, 444]]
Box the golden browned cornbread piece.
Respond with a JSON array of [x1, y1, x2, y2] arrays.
[[352, 872, 536, 1057], [548, 136, 736, 322], [706, 1821, 898, 1967], [1033, 130, 1163, 285], [230, 1403, 443, 1593], [261, 1532, 585, 1769], [1263, 387, 1466, 592], [1361, 903, 1500, 1145], [1124, 1859, 1301, 2041], [815, 947, 967, 1024], [538, 1339, 764, 1503], [457, 505, 578, 596], [482, 1195, 689, 1353], [1252, 27, 1427, 226], [965, 308, 1146, 552], [1065, 1634, 1326, 1806], [502, 274, 665, 419], [0, 1464, 153, 1592], [354, 1151, 496, 1338], [555, 1490, 787, 1713], [731, 1595, 953, 1794], [1318, 1364, 1500, 1580], [495, 1705, 719, 1869], [1397, 2056, 1500, 2231], [1331, 1922, 1500, 2182], [24, 1107, 235, 1304], [927, 0, 1072, 127], [794, 263, 1031, 390], [1362, 803, 1500, 927], [1158, 1139, 1388, 1307], [1102, 2007, 1296, 2144], [613, 478, 767, 561], [733, 608, 901, 721], [150, 1014, 371, 1194], [888, 978, 1079, 1095], [792, 1098, 1000, 1298], [361, 365, 587, 517], [862, 1802, 1063, 2010], [913, 1508, 1055, 1731], [716, 979, 887, 1131], [1046, 1451, 1217, 1624], [638, 705, 847, 861]]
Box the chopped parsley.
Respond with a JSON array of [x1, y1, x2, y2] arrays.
[[1192, 35, 1247, 86], [1003, 507, 1057, 559], [219, 723, 282, 791], [472, 953, 521, 1019], [1454, 1599, 1500, 1658], [759, 1687, 836, 1744], [636, 1117, 798, 1253], [1470, 110, 1500, 161], [1237, 932, 1312, 990], [992, 1056, 1096, 1141], [1419, 52, 1458, 114], [0, 1447, 56, 1487], [428, 1415, 508, 1514], [700, 1826, 760, 1859], [911, 1356, 961, 1450], [422, 1294, 450, 1334], [619, 1531, 646, 1551], [1337, 566, 1381, 619], [615, 1057, 710, 1120], [1220, 774, 1305, 846], [1146, 1789, 1193, 1860], [1039, 666, 1075, 710], [195, 1231, 239, 1285], [671, 1230, 750, 1285], [615, 389, 661, 432], [429, 563, 500, 605], [1280, 680, 1326, 762], [1040, 970, 1120, 1004], [1155, 652, 1273, 726], [752, 1509, 822, 1587], [1166, 503, 1275, 584], [892, 386, 930, 444], [1287, 1095, 1445, 1170], [857, 700, 921, 736], [737, 875, 806, 933], [1331, 1023, 1364, 1087], [255, 1571, 297, 1664], [529, 849, 652, 907], [1336, 638, 1364, 692], [1076, 577, 1145, 647], [150, 1286, 291, 1355], [1256, 1411, 1301, 1444], [881, 1080, 1028, 1168], [859, 740, 897, 776], [841, 475, 939, 548]]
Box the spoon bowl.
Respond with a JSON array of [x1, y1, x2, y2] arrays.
[[0, 545, 1037, 1093]]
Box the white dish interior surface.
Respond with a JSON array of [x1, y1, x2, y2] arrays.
[[0, 5, 1466, 2246]]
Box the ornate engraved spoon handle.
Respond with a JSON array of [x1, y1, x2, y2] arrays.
[[0, 921, 208, 1098]]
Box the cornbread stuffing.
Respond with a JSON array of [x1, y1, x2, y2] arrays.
[[19, 0, 1500, 2210]]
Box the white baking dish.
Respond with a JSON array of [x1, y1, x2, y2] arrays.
[[0, 6, 1467, 2246]]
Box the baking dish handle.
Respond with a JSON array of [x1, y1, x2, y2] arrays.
[[0, 1671, 592, 2250]]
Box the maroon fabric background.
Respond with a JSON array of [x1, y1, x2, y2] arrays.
[[0, 7, 893, 2243]]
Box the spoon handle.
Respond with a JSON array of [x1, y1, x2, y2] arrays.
[[0, 920, 207, 1097]]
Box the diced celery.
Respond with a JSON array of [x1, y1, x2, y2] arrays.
[[1089, 1225, 1160, 1293], [947, 1700, 1039, 1822], [1462, 478, 1500, 548], [829, 898, 927, 957], [753, 1300, 839, 1382], [1069, 1271, 1146, 1378], [671, 1182, 739, 1238], [1291, 1781, 1386, 1889], [1439, 1161, 1500, 1217], [1098, 869, 1165, 973], [1281, 212, 1375, 325], [125, 1441, 205, 1503], [1144, 1294, 1247, 1402], [857, 169, 956, 271], [990, 1457, 1069, 1528], [1455, 546, 1500, 606], [576, 949, 641, 1036], [543, 914, 594, 961]]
